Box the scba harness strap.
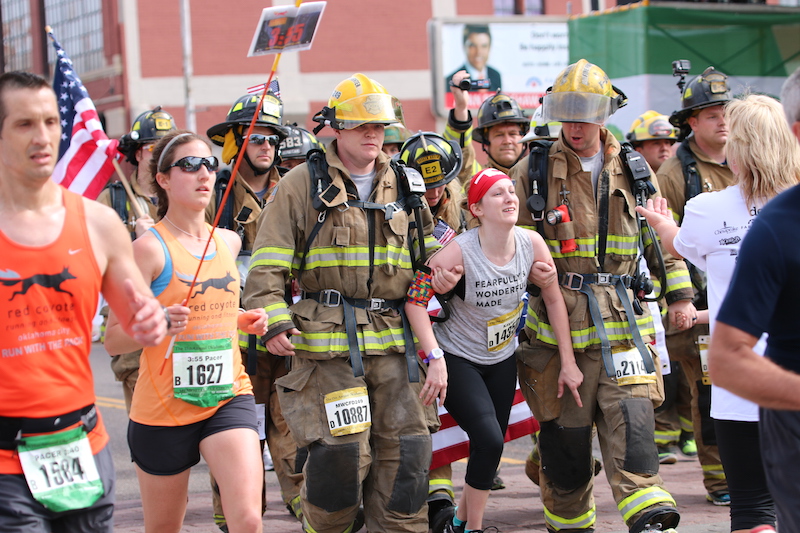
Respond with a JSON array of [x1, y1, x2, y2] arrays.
[[526, 139, 666, 343], [297, 150, 424, 382], [560, 273, 655, 378]]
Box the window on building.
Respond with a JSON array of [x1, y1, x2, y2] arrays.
[[495, 0, 544, 15], [45, 0, 105, 74], [2, 0, 33, 72]]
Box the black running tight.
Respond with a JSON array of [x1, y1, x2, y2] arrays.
[[443, 353, 517, 491]]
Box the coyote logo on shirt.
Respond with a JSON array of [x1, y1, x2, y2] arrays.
[[0, 267, 76, 301], [178, 271, 237, 297]]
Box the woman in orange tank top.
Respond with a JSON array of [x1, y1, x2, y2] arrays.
[[105, 131, 267, 533]]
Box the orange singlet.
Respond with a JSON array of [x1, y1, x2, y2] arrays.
[[130, 222, 252, 427], [0, 188, 107, 474]]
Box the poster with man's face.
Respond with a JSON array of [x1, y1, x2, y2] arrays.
[[431, 18, 569, 116]]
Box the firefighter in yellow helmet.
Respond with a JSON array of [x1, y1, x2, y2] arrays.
[[245, 73, 447, 533], [627, 111, 678, 173], [655, 66, 735, 507], [509, 59, 695, 533]]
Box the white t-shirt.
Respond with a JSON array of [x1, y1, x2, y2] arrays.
[[579, 150, 604, 194], [350, 169, 377, 202], [673, 183, 768, 422]]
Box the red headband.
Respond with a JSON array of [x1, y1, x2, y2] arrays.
[[468, 168, 509, 215]]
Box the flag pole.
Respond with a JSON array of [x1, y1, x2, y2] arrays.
[[160, 0, 304, 375], [111, 160, 146, 219]]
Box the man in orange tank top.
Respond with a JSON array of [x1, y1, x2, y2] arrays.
[[0, 71, 167, 532]]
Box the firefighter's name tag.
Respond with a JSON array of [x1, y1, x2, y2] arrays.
[[697, 334, 710, 385], [324, 387, 371, 437], [487, 301, 524, 352], [612, 346, 656, 386]]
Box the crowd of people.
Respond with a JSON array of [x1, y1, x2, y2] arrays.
[[1, 55, 800, 533]]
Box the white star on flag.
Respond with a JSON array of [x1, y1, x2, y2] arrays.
[[48, 29, 120, 200]]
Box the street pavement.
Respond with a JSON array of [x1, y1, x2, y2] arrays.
[[91, 342, 732, 533]]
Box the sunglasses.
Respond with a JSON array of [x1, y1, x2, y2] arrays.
[[168, 156, 219, 173], [247, 134, 280, 147], [143, 143, 156, 153]]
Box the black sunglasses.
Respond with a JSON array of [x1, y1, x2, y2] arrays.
[[248, 134, 280, 147], [168, 156, 219, 173]]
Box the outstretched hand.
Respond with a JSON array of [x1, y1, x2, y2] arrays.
[[124, 279, 167, 346], [635, 197, 675, 232]]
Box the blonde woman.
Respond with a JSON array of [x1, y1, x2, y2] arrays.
[[637, 94, 800, 533]]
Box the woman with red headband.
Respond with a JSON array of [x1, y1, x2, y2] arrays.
[[406, 168, 581, 533]]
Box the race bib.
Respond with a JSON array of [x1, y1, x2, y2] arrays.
[[324, 387, 371, 437], [487, 301, 524, 352], [612, 346, 657, 386], [18, 426, 103, 512], [697, 335, 710, 385], [173, 338, 235, 407]]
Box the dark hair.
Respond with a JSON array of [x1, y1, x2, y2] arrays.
[[0, 71, 52, 136], [149, 130, 211, 219], [463, 24, 491, 46]]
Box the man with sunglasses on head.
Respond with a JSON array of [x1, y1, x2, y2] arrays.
[[206, 92, 300, 531], [95, 106, 176, 413]]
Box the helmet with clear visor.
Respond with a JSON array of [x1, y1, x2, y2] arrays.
[[312, 73, 403, 132], [540, 59, 627, 125]]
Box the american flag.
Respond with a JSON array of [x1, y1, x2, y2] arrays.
[[49, 31, 119, 200], [246, 77, 281, 99]]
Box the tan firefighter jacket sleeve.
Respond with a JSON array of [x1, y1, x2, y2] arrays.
[[509, 128, 694, 352], [243, 141, 439, 358]]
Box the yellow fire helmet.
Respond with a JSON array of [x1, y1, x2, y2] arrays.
[[384, 124, 411, 145], [540, 59, 627, 125], [626, 110, 678, 143], [312, 73, 403, 132], [520, 106, 562, 143]]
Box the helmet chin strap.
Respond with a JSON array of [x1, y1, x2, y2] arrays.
[[243, 151, 272, 176]]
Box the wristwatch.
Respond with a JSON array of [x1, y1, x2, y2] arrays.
[[424, 348, 444, 363]]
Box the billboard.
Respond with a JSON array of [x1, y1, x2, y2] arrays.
[[429, 16, 569, 117]]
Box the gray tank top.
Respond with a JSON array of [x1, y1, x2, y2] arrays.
[[433, 226, 534, 365]]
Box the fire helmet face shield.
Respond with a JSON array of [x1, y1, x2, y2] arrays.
[[627, 111, 678, 143], [279, 125, 325, 161], [521, 106, 562, 142], [398, 132, 463, 189], [540, 59, 626, 125], [313, 73, 403, 132], [206, 92, 288, 147], [118, 106, 177, 165], [473, 92, 529, 145]]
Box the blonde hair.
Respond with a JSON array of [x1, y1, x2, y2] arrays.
[[436, 180, 467, 233], [725, 94, 800, 206]]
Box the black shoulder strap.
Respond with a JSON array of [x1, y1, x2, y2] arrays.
[[676, 140, 701, 211], [526, 140, 552, 235], [214, 169, 234, 231], [108, 182, 128, 223]]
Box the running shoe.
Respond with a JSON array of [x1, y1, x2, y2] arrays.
[[706, 490, 731, 506]]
